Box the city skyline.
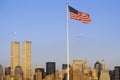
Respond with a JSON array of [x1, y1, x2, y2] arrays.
[[0, 0, 120, 70], [1, 59, 117, 80]]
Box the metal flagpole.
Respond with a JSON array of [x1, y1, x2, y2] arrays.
[[66, 3, 70, 80]]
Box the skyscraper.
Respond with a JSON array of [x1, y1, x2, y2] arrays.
[[72, 60, 83, 80], [0, 64, 3, 75], [35, 68, 45, 79], [62, 64, 71, 80], [5, 67, 11, 75], [0, 65, 3, 80], [73, 60, 83, 72], [99, 70, 110, 80], [101, 60, 105, 70], [14, 66, 23, 76], [92, 68, 98, 80], [36, 70, 42, 80], [84, 59, 90, 74], [22, 41, 32, 79], [114, 66, 120, 80], [94, 61, 101, 79], [14, 66, 23, 80], [62, 64, 67, 80], [11, 42, 20, 75], [46, 62, 56, 76]]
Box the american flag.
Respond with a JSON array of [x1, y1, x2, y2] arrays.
[[68, 5, 91, 23]]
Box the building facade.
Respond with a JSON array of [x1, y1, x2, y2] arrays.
[[72, 60, 83, 80], [114, 66, 120, 80], [46, 62, 56, 76], [5, 67, 11, 75], [35, 68, 45, 79], [94, 61, 101, 79], [99, 70, 110, 80], [14, 66, 23, 76], [22, 41, 32, 79], [84, 59, 90, 74], [101, 60, 105, 70], [0, 65, 3, 75], [11, 42, 20, 75]]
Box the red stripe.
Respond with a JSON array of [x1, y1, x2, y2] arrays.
[[69, 12, 91, 23], [70, 12, 77, 19]]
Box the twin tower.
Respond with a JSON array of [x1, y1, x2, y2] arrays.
[[11, 41, 32, 79]]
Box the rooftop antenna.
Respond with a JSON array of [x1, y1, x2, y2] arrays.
[[14, 32, 16, 41]]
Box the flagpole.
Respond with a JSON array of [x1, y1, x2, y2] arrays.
[[66, 3, 69, 80]]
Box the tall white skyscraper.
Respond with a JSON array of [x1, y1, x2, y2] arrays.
[[11, 42, 20, 75], [22, 41, 32, 79]]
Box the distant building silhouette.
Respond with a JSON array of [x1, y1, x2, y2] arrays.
[[94, 60, 101, 79], [92, 68, 98, 80], [11, 41, 20, 76], [14, 66, 23, 80], [35, 68, 45, 79], [62, 64, 67, 70], [35, 69, 42, 80], [46, 62, 56, 76], [0, 64, 3, 80], [5, 67, 11, 75], [114, 66, 120, 80], [101, 60, 105, 70], [99, 70, 110, 80], [22, 41, 32, 79], [84, 59, 90, 74], [73, 60, 83, 72], [109, 70, 114, 80], [72, 60, 83, 80], [62, 64, 67, 80], [55, 70, 61, 80], [69, 66, 73, 80], [14, 66, 23, 76], [0, 64, 3, 75]]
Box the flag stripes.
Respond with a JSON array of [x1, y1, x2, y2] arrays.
[[68, 5, 91, 23]]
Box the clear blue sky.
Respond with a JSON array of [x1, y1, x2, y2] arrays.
[[0, 0, 120, 70]]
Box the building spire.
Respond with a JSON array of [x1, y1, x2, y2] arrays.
[[14, 32, 16, 41], [35, 64, 39, 69]]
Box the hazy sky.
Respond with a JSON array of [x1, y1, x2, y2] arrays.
[[0, 0, 120, 70]]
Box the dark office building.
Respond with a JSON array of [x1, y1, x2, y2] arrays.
[[114, 66, 120, 80], [0, 65, 3, 75], [5, 67, 11, 75], [35, 68, 45, 79], [109, 70, 114, 80], [62, 64, 67, 80], [14, 66, 23, 76], [46, 62, 56, 75], [62, 64, 71, 80], [62, 64, 67, 69], [94, 61, 101, 79], [62, 64, 71, 69]]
